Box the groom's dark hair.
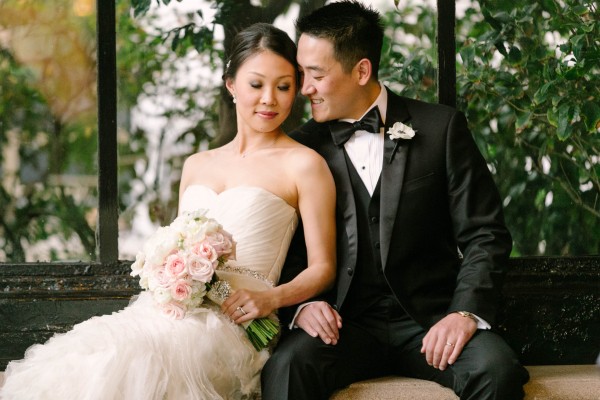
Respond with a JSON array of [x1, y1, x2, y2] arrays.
[[295, 0, 384, 79]]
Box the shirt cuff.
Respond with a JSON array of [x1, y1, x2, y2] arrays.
[[472, 313, 491, 330], [288, 301, 318, 329]]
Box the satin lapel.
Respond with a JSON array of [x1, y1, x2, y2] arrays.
[[320, 141, 358, 269], [380, 91, 411, 269]]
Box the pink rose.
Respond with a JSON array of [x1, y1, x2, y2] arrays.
[[206, 231, 236, 259], [161, 301, 186, 319], [191, 241, 218, 263], [165, 252, 187, 278], [170, 279, 193, 302], [187, 254, 214, 283], [148, 267, 174, 290]]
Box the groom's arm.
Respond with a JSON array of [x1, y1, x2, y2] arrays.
[[421, 109, 512, 370], [444, 110, 512, 322]]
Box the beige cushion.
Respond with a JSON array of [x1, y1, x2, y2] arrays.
[[330, 365, 600, 400], [524, 365, 600, 400], [2, 364, 599, 399]]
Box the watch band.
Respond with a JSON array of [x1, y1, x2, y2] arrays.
[[457, 311, 478, 322]]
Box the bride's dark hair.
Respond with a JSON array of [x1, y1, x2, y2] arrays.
[[222, 23, 299, 88]]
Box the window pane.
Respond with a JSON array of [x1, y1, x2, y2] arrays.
[[0, 0, 98, 262], [456, 1, 599, 256], [116, 0, 215, 259], [116, 0, 437, 259], [380, 1, 438, 104]]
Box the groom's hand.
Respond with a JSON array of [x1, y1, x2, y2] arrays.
[[420, 313, 477, 371], [295, 301, 342, 345]]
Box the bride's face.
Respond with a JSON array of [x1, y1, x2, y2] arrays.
[[227, 50, 297, 135]]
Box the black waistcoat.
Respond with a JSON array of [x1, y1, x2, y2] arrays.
[[341, 153, 399, 319]]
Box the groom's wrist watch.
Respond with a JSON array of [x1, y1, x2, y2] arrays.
[[456, 311, 478, 323]]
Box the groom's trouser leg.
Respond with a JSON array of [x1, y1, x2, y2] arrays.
[[262, 316, 529, 400], [391, 325, 530, 400], [261, 319, 391, 400]]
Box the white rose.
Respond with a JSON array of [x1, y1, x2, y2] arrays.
[[146, 231, 179, 266], [130, 251, 145, 277], [153, 286, 172, 304]]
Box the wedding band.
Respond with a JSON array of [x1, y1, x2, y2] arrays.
[[237, 306, 247, 315], [446, 342, 454, 347]]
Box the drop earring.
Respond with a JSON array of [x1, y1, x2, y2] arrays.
[[232, 94, 237, 104]]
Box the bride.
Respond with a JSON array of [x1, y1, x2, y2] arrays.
[[0, 23, 336, 400]]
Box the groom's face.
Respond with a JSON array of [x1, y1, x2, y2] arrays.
[[297, 34, 363, 123]]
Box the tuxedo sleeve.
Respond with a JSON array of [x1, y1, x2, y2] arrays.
[[444, 111, 512, 326]]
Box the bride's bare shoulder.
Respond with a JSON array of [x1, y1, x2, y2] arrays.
[[187, 148, 220, 160], [283, 140, 327, 168], [180, 148, 223, 185], [183, 148, 222, 167]]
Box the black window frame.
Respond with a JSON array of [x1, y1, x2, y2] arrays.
[[97, 0, 119, 264]]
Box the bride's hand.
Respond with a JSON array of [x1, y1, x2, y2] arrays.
[[222, 289, 275, 324]]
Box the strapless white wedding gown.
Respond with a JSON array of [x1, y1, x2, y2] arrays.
[[0, 186, 298, 400]]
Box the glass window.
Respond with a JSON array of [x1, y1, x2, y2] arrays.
[[2, 0, 595, 262], [380, 1, 438, 104], [455, 1, 599, 255], [0, 0, 98, 262], [116, 0, 438, 259]]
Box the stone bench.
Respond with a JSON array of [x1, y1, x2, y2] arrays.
[[330, 365, 600, 400]]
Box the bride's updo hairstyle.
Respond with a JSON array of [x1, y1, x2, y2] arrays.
[[223, 22, 299, 89]]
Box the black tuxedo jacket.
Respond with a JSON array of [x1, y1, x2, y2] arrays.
[[279, 87, 512, 329]]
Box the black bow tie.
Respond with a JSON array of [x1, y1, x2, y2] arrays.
[[329, 107, 382, 146]]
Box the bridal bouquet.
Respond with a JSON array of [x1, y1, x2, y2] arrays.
[[130, 209, 279, 350]]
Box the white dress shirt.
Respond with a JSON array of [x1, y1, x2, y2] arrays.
[[342, 83, 388, 195]]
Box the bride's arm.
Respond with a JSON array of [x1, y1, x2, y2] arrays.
[[177, 155, 195, 216], [223, 149, 337, 322], [275, 149, 337, 305]]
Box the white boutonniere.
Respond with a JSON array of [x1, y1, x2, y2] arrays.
[[387, 122, 416, 163], [388, 122, 416, 140]]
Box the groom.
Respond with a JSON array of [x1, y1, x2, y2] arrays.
[[262, 1, 529, 399]]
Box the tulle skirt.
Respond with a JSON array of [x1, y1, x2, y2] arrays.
[[0, 292, 269, 400]]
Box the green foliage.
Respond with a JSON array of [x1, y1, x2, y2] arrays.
[[1, 0, 598, 261], [456, 0, 599, 255], [379, 3, 438, 103], [0, 32, 97, 262], [135, 0, 598, 255]]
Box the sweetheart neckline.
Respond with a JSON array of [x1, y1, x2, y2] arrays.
[[184, 184, 296, 211]]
